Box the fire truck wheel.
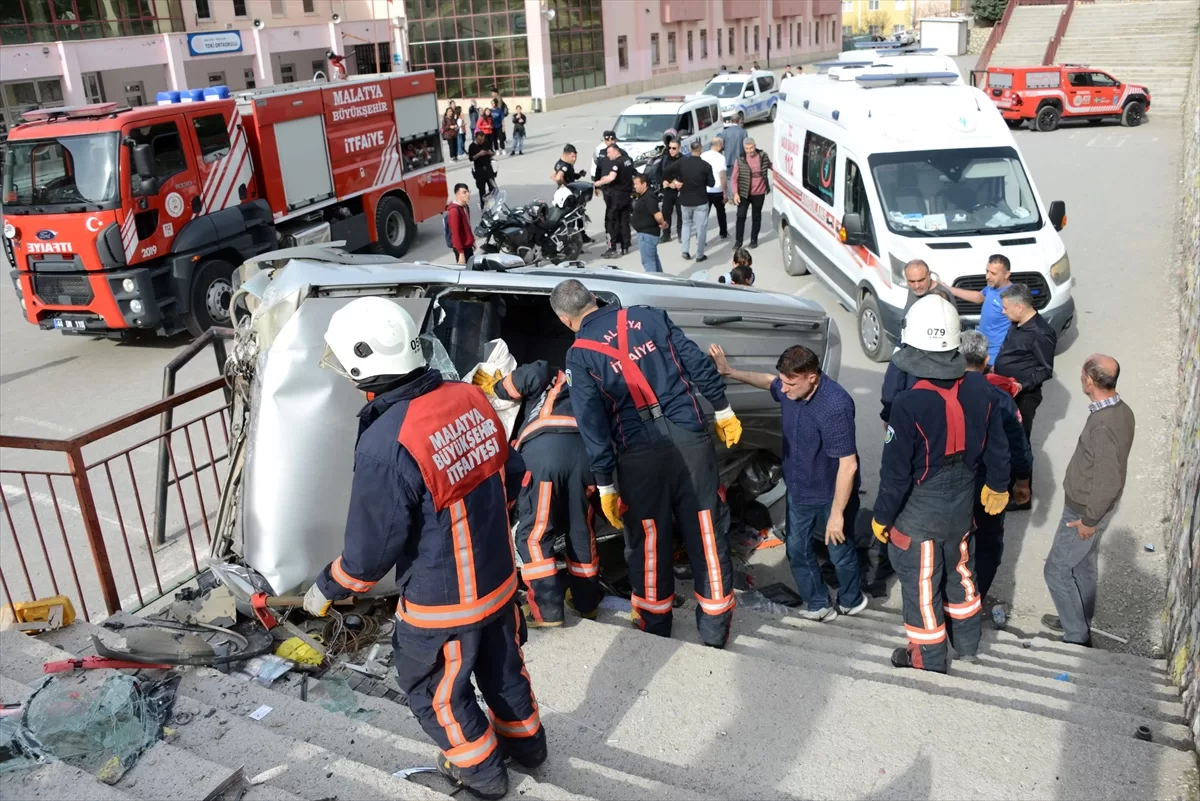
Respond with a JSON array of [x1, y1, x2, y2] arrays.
[[1121, 101, 1145, 128], [184, 258, 235, 337], [375, 196, 416, 257], [1035, 104, 1060, 133]]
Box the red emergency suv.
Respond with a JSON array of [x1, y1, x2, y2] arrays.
[[979, 65, 1151, 132]]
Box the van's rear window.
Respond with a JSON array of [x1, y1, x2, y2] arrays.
[[988, 73, 1013, 89], [1027, 72, 1061, 89]]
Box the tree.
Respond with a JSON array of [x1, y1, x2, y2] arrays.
[[974, 0, 1009, 24], [861, 10, 892, 36]]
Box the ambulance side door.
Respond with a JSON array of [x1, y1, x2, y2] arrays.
[[120, 114, 203, 265]]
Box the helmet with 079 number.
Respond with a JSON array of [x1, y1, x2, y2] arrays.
[[901, 294, 961, 353], [321, 297, 425, 381]]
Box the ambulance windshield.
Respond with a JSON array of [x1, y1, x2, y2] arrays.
[[869, 146, 1042, 237], [2, 133, 120, 213]]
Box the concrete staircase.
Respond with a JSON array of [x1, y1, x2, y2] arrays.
[[990, 4, 1067, 68], [2, 601, 1197, 800], [1056, 0, 1200, 114]]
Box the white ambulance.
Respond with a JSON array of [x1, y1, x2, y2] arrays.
[[771, 66, 1075, 361]]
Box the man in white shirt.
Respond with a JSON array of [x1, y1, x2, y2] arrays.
[[701, 137, 729, 240]]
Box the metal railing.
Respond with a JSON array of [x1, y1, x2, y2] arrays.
[[0, 333, 234, 621]]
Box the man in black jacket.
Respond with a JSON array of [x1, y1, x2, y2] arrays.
[[665, 140, 716, 261], [593, 136, 634, 258], [993, 282, 1056, 510], [656, 136, 684, 242]]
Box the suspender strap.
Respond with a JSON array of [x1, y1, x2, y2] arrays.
[[912, 378, 966, 456], [571, 308, 663, 421]]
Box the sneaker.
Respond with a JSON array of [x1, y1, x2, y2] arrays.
[[437, 755, 509, 800], [1041, 613, 1063, 632], [600, 248, 618, 259], [837, 596, 868, 616], [682, 252, 692, 260], [749, 240, 759, 249], [798, 606, 839, 622], [696, 254, 708, 262]]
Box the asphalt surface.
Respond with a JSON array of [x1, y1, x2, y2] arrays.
[[0, 62, 1183, 656]]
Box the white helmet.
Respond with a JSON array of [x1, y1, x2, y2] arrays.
[[901, 295, 961, 353], [321, 297, 425, 381]]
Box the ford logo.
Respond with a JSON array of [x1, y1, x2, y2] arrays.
[[36, 229, 57, 241]]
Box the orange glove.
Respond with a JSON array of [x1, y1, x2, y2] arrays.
[[598, 485, 624, 529], [871, 518, 889, 545]]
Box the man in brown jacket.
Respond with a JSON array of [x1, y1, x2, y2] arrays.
[[1042, 354, 1135, 647]]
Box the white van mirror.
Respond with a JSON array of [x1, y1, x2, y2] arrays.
[[1048, 200, 1067, 231], [841, 213, 868, 246], [743, 88, 754, 98]]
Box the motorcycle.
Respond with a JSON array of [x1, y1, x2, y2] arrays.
[[474, 182, 594, 265]]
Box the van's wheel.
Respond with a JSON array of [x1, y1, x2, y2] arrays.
[[184, 258, 235, 337], [780, 223, 808, 276], [1035, 104, 1060, 133], [1121, 100, 1145, 127], [375, 195, 416, 257], [768, 103, 777, 122], [857, 293, 892, 363]]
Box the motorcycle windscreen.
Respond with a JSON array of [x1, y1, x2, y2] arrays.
[[239, 296, 431, 594]]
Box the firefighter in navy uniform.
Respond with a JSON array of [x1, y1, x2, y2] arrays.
[[593, 134, 634, 258], [550, 279, 743, 648], [871, 296, 1011, 674], [302, 297, 545, 800], [473, 360, 602, 627]]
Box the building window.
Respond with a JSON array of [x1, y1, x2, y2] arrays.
[[893, 23, 906, 34], [546, 0, 606, 95], [270, 0, 286, 16], [280, 64, 295, 84], [303, 0, 316, 12], [727, 27, 734, 57], [651, 33, 660, 66], [895, 0, 907, 8], [700, 29, 707, 59], [667, 31, 676, 64], [312, 59, 327, 78], [233, 0, 248, 17], [868, 0, 881, 10], [207, 71, 226, 86], [618, 35, 628, 70], [815, 19, 820, 44], [753, 25, 759, 52], [841, 0, 852, 10], [196, 0, 212, 20], [353, 42, 391, 74], [776, 23, 781, 49], [743, 26, 748, 55], [0, 0, 187, 43], [244, 68, 256, 90], [789, 22, 793, 47], [405, 0, 532, 97], [687, 30, 693, 61]]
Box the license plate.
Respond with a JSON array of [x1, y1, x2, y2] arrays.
[[53, 319, 85, 330]]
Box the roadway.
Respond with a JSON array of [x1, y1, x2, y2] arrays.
[[0, 65, 1183, 655]]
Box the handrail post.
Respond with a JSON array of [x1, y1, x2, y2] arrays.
[[1044, 0, 1077, 65], [66, 444, 121, 615], [978, 0, 1025, 72]]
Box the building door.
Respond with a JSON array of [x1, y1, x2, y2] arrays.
[[82, 73, 106, 104]]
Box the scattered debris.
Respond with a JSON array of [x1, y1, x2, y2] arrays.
[[248, 705, 273, 721], [276, 637, 324, 666], [1143, 543, 1155, 552], [200, 765, 246, 801], [598, 596, 632, 614], [171, 585, 237, 628], [249, 764, 289, 785], [1135, 725, 1152, 742], [1022, 641, 1032, 649], [990, 605, 1008, 630], [0, 596, 76, 635], [307, 676, 378, 722], [1054, 673, 1070, 682], [236, 656, 293, 686], [1090, 627, 1130, 645], [43, 656, 173, 674]]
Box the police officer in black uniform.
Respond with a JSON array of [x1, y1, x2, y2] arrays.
[[550, 278, 745, 648], [593, 133, 634, 258], [872, 296, 1011, 674], [552, 144, 583, 185]]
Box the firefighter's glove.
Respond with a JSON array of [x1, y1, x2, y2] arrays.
[[871, 518, 889, 545], [598, 485, 624, 529], [714, 406, 743, 448], [472, 369, 503, 397], [981, 485, 1011, 516], [302, 583, 332, 618]]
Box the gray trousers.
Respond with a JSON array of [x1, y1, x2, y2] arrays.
[[1043, 504, 1112, 644]]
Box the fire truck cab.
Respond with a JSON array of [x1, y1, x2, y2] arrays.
[[3, 71, 447, 337]]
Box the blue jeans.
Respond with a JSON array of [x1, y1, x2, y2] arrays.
[[511, 132, 525, 153], [680, 204, 709, 257], [785, 495, 864, 611], [637, 232, 662, 272], [457, 132, 466, 154]]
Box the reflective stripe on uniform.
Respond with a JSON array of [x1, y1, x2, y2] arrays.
[[954, 533, 978, 602], [515, 371, 578, 447], [944, 597, 982, 619], [521, 558, 558, 581], [694, 591, 736, 615], [450, 501, 478, 604], [905, 622, 947, 643], [631, 594, 674, 614], [529, 482, 553, 562], [698, 509, 724, 599], [490, 708, 542, 738], [642, 519, 659, 602], [502, 373, 520, 399], [397, 571, 519, 628], [330, 556, 377, 594], [433, 641, 467, 746], [566, 559, 600, 577], [445, 727, 499, 768], [918, 539, 937, 631]]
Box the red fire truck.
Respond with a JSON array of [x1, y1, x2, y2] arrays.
[[2, 71, 447, 337]]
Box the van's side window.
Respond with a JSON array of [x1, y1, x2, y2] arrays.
[[675, 112, 694, 137], [696, 105, 714, 131], [756, 75, 774, 93], [844, 159, 878, 256], [802, 131, 837, 207]]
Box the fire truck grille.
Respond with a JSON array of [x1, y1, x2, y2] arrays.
[[33, 274, 95, 307], [951, 272, 1051, 315]]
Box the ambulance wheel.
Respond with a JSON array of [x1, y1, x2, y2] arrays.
[[780, 223, 808, 276], [375, 196, 416, 257], [183, 258, 235, 337], [1035, 104, 1060, 133], [857, 293, 891, 363], [1121, 101, 1145, 128]]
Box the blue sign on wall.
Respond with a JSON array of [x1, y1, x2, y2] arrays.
[[187, 31, 244, 57]]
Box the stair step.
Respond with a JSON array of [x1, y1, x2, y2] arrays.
[[519, 620, 1198, 799], [0, 760, 140, 801]]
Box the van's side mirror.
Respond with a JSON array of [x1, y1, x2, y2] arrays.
[[743, 89, 754, 98], [1048, 200, 1067, 231], [841, 212, 867, 246]]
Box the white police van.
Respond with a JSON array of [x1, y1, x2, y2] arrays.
[[596, 94, 723, 165], [771, 64, 1075, 361], [701, 69, 780, 123]]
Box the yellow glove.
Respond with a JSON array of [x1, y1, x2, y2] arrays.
[[871, 518, 890, 545], [302, 583, 332, 617], [472, 369, 502, 396], [598, 485, 624, 529], [981, 485, 1010, 516], [714, 407, 743, 448]]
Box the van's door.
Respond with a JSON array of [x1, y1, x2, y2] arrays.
[[675, 110, 697, 151], [696, 103, 719, 150], [842, 153, 887, 292]]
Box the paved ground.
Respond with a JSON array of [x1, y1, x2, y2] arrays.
[[0, 62, 1183, 655]]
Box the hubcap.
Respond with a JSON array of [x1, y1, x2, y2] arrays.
[[1040, 110, 1055, 128], [385, 210, 405, 245], [206, 278, 232, 322], [782, 228, 794, 269], [860, 309, 880, 352], [1129, 106, 1142, 123]]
